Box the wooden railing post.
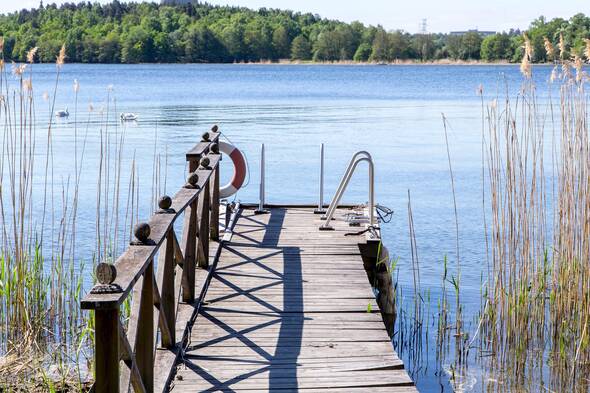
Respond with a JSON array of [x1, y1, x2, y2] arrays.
[[94, 308, 119, 393], [181, 199, 198, 303], [136, 261, 155, 393], [156, 227, 176, 348], [197, 158, 211, 268], [210, 162, 220, 241]]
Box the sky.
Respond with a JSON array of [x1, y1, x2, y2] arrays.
[[0, 0, 587, 33]]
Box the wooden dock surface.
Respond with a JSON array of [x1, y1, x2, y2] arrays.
[[171, 206, 416, 392]]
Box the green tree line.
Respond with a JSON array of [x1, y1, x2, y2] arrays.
[[1, 1, 589, 64]]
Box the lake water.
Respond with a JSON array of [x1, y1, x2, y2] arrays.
[[11, 63, 561, 391]]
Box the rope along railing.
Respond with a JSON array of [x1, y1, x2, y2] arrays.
[[81, 126, 222, 393]]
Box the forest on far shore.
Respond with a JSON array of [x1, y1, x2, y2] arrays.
[[1, 1, 589, 64]]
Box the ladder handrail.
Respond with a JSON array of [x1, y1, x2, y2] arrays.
[[322, 151, 371, 217], [324, 150, 373, 213], [321, 152, 375, 229]]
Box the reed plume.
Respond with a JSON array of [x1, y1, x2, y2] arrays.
[[544, 37, 555, 60], [523, 33, 533, 59], [22, 78, 32, 91], [520, 53, 531, 78], [520, 34, 533, 78], [56, 44, 66, 68], [11, 62, 26, 76], [562, 61, 572, 80], [573, 55, 584, 82], [26, 47, 38, 64], [558, 33, 566, 59]]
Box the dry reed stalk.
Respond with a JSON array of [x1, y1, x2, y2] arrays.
[[407, 190, 421, 319], [482, 45, 590, 390], [0, 42, 159, 389]]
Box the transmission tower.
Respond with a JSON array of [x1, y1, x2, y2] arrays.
[[420, 19, 428, 34]]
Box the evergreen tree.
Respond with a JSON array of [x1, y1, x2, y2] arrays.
[[481, 33, 512, 61], [460, 31, 482, 59], [0, 2, 587, 64], [353, 43, 371, 61], [290, 35, 311, 60], [272, 25, 290, 59], [370, 28, 389, 61]]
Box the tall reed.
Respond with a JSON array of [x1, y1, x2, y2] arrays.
[[392, 37, 590, 392], [480, 35, 590, 391], [0, 41, 161, 390]]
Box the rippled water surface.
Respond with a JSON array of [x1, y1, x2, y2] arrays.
[[20, 63, 560, 391]]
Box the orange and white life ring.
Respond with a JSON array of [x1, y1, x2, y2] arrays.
[[218, 141, 246, 198]]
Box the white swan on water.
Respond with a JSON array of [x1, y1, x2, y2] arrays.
[[120, 113, 138, 121], [55, 107, 69, 117]]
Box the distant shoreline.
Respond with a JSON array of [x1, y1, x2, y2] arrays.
[[278, 59, 515, 66], [44, 60, 552, 66], [264, 60, 518, 66]]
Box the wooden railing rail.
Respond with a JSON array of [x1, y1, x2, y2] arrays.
[[81, 126, 222, 393]]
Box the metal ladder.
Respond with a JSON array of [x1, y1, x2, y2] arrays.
[[253, 144, 376, 230], [319, 151, 375, 230]]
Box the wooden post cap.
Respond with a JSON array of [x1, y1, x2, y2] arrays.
[[200, 156, 210, 168], [158, 195, 172, 210], [96, 263, 117, 285], [187, 172, 199, 186], [210, 143, 219, 154], [211, 125, 218, 132], [133, 222, 151, 243], [201, 132, 210, 142]]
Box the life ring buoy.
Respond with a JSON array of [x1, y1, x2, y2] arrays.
[[218, 141, 246, 198]]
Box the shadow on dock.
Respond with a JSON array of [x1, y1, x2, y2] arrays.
[[181, 208, 305, 391], [174, 207, 415, 391]]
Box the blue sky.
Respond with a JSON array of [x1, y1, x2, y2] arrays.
[[0, 0, 587, 33]]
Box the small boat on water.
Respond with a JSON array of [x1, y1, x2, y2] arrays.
[[55, 108, 69, 117], [120, 113, 138, 121]]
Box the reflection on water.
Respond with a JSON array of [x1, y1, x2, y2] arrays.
[[9, 63, 569, 391]]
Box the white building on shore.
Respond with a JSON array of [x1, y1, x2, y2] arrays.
[[160, 0, 195, 5], [449, 29, 496, 37]]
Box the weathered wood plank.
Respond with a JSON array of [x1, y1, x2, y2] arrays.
[[170, 207, 415, 392], [173, 370, 413, 389], [186, 353, 400, 364], [152, 205, 240, 393], [175, 366, 409, 380], [183, 356, 404, 370]]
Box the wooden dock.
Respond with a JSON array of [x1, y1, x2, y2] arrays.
[[81, 129, 416, 393], [171, 206, 415, 392]]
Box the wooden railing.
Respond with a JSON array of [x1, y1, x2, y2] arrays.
[[81, 126, 223, 393]]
